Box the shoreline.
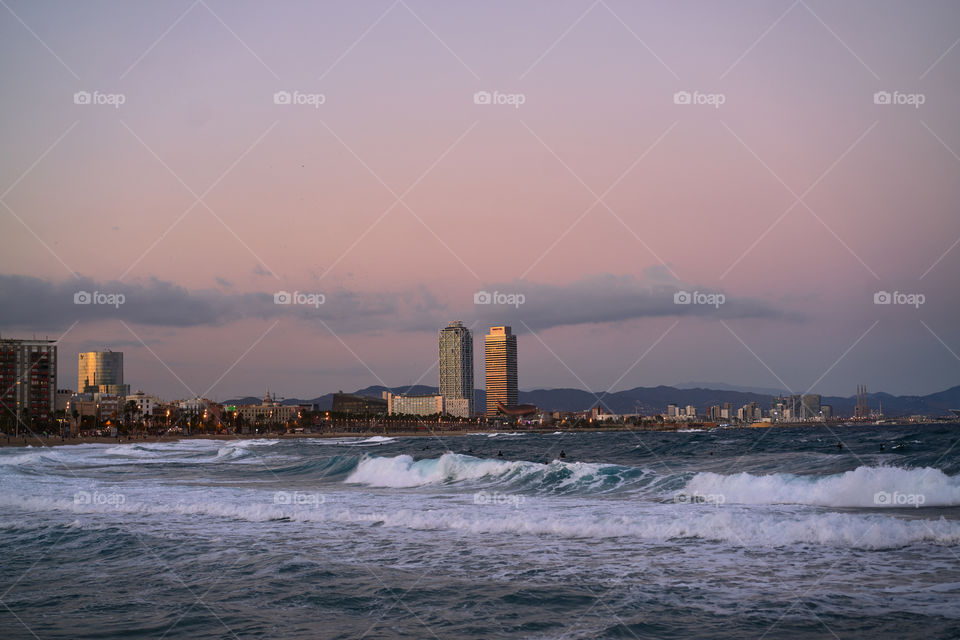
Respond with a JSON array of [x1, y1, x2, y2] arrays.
[[0, 421, 934, 448], [0, 429, 586, 448]]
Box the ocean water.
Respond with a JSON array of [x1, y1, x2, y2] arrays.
[[2, 425, 959, 639]]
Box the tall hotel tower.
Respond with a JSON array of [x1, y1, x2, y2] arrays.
[[484, 326, 517, 416], [439, 321, 474, 418]]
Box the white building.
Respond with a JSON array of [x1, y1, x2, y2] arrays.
[[444, 398, 470, 418], [385, 392, 444, 416], [127, 390, 161, 417]]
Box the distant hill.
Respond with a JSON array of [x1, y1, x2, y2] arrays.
[[674, 381, 790, 396], [224, 384, 960, 417]]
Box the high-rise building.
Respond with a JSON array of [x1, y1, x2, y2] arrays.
[[439, 321, 474, 417], [78, 350, 128, 396], [0, 338, 57, 428], [484, 326, 517, 416]]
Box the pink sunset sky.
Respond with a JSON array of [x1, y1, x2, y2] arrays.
[[1, 0, 959, 400]]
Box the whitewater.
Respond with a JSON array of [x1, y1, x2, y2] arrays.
[[2, 425, 959, 639]]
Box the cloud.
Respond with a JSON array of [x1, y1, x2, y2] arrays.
[[467, 274, 795, 332], [0, 274, 426, 333], [0, 272, 793, 336]]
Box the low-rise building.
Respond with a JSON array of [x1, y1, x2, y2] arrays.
[[331, 392, 387, 415], [127, 390, 161, 417], [385, 392, 444, 416], [238, 391, 297, 425]]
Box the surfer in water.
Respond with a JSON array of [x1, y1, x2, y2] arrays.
[[559, 450, 566, 459], [497, 450, 503, 458]]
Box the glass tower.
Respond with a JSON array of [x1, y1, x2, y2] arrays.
[[78, 351, 126, 396]]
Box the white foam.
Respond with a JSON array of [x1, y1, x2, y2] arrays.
[[0, 452, 49, 466], [347, 508, 960, 549], [6, 492, 957, 550], [344, 453, 623, 491], [681, 466, 960, 507], [345, 453, 520, 487]]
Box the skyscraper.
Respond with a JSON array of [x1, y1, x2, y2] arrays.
[[78, 351, 128, 396], [485, 326, 517, 416], [439, 321, 474, 417], [0, 338, 57, 428]]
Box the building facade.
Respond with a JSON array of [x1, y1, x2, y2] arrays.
[[444, 398, 470, 419], [0, 338, 58, 428], [385, 392, 444, 416], [127, 390, 161, 418], [331, 392, 387, 415], [78, 351, 128, 396], [439, 321, 474, 417], [485, 326, 517, 416], [237, 391, 297, 425], [801, 394, 822, 420]]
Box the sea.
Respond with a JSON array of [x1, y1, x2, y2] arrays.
[[1, 424, 959, 639]]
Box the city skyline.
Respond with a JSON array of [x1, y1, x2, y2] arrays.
[[1, 1, 960, 401]]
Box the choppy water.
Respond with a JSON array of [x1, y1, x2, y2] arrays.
[[2, 425, 959, 639]]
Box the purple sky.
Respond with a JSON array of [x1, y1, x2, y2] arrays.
[[1, 0, 959, 401]]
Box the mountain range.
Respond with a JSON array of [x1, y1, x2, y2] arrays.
[[224, 384, 960, 417]]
